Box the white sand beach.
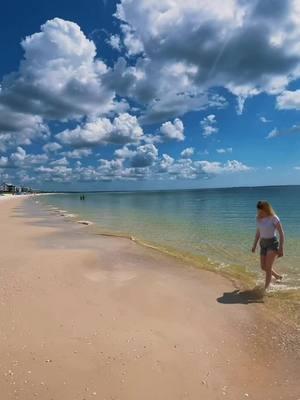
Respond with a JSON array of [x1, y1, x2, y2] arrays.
[[0, 197, 299, 400]]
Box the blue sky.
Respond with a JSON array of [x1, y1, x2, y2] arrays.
[[0, 0, 300, 191]]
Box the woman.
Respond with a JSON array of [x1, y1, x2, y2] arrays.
[[252, 201, 285, 290]]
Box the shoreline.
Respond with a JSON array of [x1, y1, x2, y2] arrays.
[[42, 195, 300, 329], [0, 197, 299, 399], [41, 198, 269, 287]]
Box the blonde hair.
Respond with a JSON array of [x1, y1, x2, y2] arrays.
[[256, 200, 276, 218]]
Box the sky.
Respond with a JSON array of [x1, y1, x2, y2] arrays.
[[0, 0, 300, 191]]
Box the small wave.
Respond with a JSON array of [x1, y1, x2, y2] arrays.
[[268, 284, 300, 293], [216, 262, 230, 269], [77, 220, 93, 226], [64, 213, 77, 218]]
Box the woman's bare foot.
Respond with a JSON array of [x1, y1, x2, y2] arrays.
[[274, 275, 283, 282]]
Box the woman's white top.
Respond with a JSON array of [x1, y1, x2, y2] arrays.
[[257, 215, 280, 239]]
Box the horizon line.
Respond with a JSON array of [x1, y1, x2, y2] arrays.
[[40, 183, 300, 194]]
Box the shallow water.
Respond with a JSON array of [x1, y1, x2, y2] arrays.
[[39, 186, 300, 289]]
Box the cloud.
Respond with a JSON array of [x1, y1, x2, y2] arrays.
[[10, 147, 27, 165], [61, 148, 92, 159], [0, 157, 9, 168], [35, 165, 73, 182], [142, 134, 162, 145], [266, 128, 279, 139], [114, 146, 135, 159], [43, 142, 62, 153], [201, 114, 218, 137], [0, 146, 48, 169], [97, 158, 125, 178], [142, 92, 226, 125], [70, 158, 147, 182], [25, 150, 251, 183], [181, 147, 195, 158], [0, 18, 116, 149], [197, 160, 251, 174], [158, 158, 198, 179], [156, 157, 251, 179], [276, 89, 300, 110], [146, 156, 251, 180], [107, 34, 122, 51], [56, 113, 144, 147], [112, 113, 144, 144], [130, 144, 159, 168], [260, 116, 272, 123], [57, 118, 113, 147], [104, 56, 227, 123], [2, 1, 300, 172], [106, 57, 227, 124], [266, 124, 300, 139], [160, 118, 185, 141], [50, 157, 69, 166], [0, 107, 49, 151], [0, 10, 281, 186], [216, 147, 232, 153], [158, 154, 175, 172], [121, 24, 144, 56], [112, 0, 300, 117]]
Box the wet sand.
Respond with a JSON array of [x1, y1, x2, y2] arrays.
[[0, 197, 299, 399]]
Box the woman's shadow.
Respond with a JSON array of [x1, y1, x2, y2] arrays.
[[217, 287, 265, 304]]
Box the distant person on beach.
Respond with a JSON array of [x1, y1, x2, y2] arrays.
[[252, 201, 285, 290]]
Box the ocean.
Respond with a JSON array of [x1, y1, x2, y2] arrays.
[[39, 186, 300, 290]]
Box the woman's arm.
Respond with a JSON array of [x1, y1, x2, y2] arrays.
[[276, 222, 285, 257], [252, 228, 260, 252]]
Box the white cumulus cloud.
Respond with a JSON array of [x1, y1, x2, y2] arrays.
[[43, 142, 62, 153], [160, 118, 185, 141], [276, 90, 300, 110], [197, 160, 251, 175], [0, 18, 116, 150], [130, 144, 159, 168], [111, 0, 300, 118], [62, 148, 92, 159], [0, 146, 48, 169], [56, 113, 144, 147], [50, 157, 69, 166], [181, 147, 195, 158], [107, 34, 122, 51], [201, 114, 218, 137]]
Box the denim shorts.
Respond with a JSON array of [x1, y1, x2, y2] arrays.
[[260, 237, 279, 256]]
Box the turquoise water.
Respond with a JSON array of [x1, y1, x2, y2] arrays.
[[39, 186, 300, 289]]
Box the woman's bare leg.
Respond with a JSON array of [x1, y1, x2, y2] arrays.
[[260, 255, 266, 271], [265, 251, 278, 289], [262, 254, 282, 279], [272, 268, 282, 280]]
